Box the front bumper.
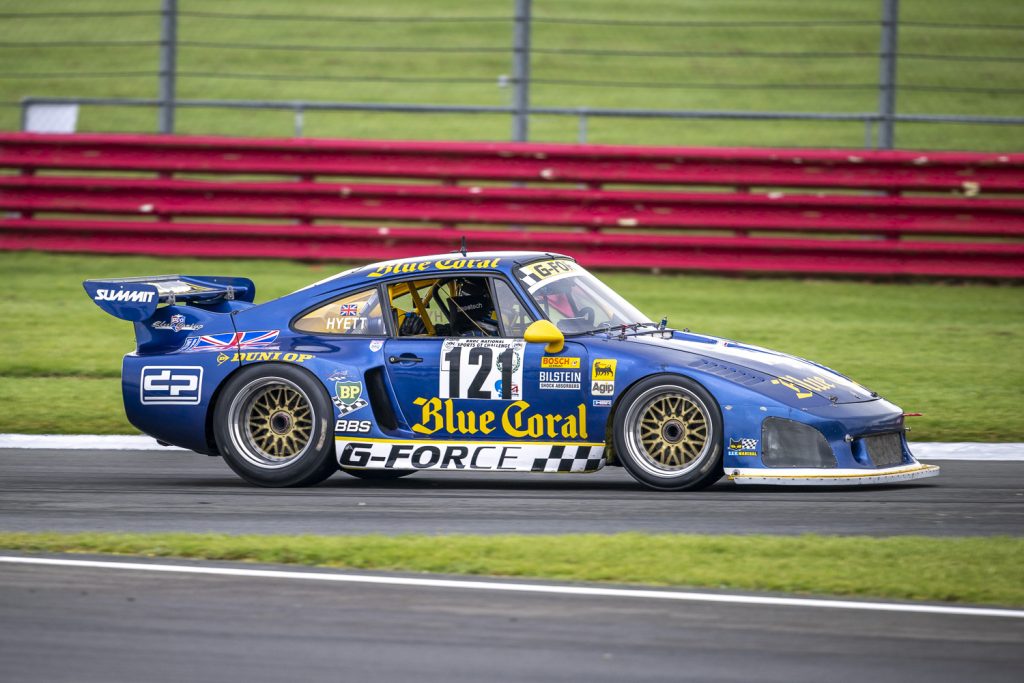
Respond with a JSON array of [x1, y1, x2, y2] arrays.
[[727, 461, 940, 486]]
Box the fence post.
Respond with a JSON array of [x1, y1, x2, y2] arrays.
[[158, 0, 178, 134], [877, 0, 899, 149], [577, 110, 588, 144], [511, 0, 532, 142]]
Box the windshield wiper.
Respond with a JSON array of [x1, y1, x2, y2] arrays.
[[580, 322, 669, 338]]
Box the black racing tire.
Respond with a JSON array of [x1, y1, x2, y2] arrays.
[[340, 469, 417, 481], [612, 374, 723, 491], [213, 363, 337, 487]]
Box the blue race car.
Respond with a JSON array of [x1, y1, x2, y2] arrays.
[[84, 251, 939, 491]]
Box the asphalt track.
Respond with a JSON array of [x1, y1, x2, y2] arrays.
[[0, 449, 1022, 536], [1, 555, 1022, 683], [2, 449, 1022, 682]]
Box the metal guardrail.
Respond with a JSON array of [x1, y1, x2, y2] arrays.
[[20, 96, 1024, 149], [2, 133, 1021, 278]]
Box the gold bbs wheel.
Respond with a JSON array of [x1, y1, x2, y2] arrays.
[[228, 377, 314, 469], [636, 392, 708, 470], [620, 381, 719, 483]]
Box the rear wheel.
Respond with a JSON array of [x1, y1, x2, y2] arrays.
[[613, 375, 723, 491], [213, 364, 337, 487]]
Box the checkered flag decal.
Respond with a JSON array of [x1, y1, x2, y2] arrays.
[[532, 445, 604, 473], [519, 273, 541, 289], [334, 397, 368, 416], [737, 438, 757, 450]]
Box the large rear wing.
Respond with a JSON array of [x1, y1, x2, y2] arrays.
[[83, 275, 256, 321]]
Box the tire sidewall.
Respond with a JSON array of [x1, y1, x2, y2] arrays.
[[612, 374, 724, 491], [214, 363, 336, 487]]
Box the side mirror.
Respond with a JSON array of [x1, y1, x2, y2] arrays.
[[524, 320, 565, 354]]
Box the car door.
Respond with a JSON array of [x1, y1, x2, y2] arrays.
[[383, 275, 591, 443]]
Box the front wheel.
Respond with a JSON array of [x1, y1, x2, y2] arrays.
[[612, 375, 723, 491], [213, 364, 337, 487]]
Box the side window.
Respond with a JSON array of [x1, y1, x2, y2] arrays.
[[389, 277, 501, 338], [293, 287, 385, 335], [492, 278, 534, 337], [389, 279, 437, 337]]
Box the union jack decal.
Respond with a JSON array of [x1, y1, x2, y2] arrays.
[[182, 330, 280, 352], [339, 304, 360, 316]]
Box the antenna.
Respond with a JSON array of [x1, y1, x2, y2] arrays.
[[460, 235, 467, 257]]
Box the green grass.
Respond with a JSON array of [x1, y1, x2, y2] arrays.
[[2, 531, 1022, 606], [1, 250, 1021, 440], [0, 0, 1020, 149]]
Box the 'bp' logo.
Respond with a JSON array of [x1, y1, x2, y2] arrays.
[[335, 381, 363, 406], [333, 380, 367, 417]]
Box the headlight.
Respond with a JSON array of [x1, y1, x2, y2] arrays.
[[761, 418, 836, 468]]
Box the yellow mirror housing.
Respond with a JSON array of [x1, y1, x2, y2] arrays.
[[524, 319, 565, 354]]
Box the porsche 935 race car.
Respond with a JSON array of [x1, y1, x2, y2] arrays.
[[84, 251, 938, 491]]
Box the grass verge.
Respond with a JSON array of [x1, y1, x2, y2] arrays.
[[1, 531, 1022, 607], [2, 251, 1021, 440]]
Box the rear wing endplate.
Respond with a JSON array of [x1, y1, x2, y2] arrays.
[[83, 275, 256, 321]]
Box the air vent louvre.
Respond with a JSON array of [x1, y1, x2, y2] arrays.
[[689, 359, 765, 387]]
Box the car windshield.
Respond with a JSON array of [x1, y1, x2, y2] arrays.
[[516, 258, 651, 334]]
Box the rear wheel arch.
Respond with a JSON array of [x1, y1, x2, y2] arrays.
[[205, 361, 343, 456], [211, 362, 338, 487]]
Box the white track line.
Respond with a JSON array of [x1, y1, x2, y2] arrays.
[[1, 434, 1023, 460], [0, 434, 185, 451], [910, 442, 1024, 461], [1, 556, 1020, 619]]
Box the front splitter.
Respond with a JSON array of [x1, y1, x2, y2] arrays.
[[727, 462, 940, 486]]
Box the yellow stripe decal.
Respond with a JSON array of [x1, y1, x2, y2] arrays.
[[335, 436, 605, 448]]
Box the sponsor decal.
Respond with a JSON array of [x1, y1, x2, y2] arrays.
[[592, 399, 612, 408], [591, 358, 617, 397], [182, 330, 279, 353], [335, 419, 372, 434], [411, 397, 588, 440], [328, 369, 351, 381], [440, 339, 525, 401], [366, 258, 501, 278], [728, 438, 758, 457], [770, 374, 837, 400], [368, 340, 384, 352], [539, 370, 581, 391], [519, 259, 579, 279], [493, 380, 520, 397], [540, 356, 581, 369], [517, 259, 582, 290], [334, 380, 368, 417], [337, 440, 604, 474], [592, 359, 617, 380], [151, 314, 202, 333], [216, 351, 314, 366], [93, 288, 155, 303], [325, 316, 369, 332], [140, 366, 202, 405]]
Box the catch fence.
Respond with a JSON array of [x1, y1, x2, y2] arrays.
[[1, 1, 1022, 148]]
